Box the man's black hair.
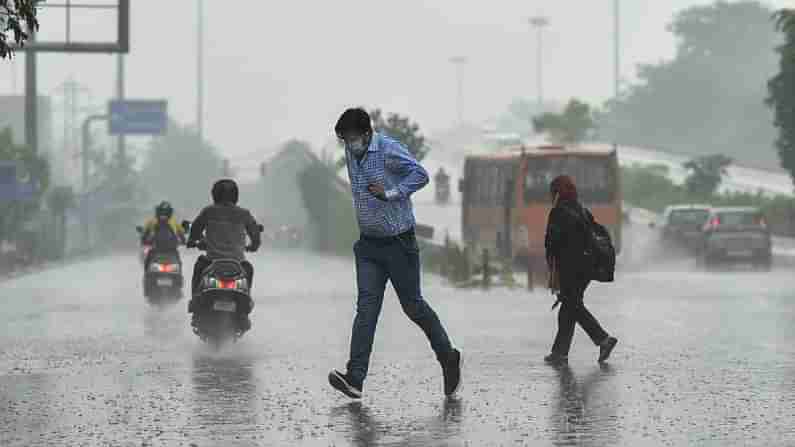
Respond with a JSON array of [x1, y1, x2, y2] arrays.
[[335, 108, 372, 138]]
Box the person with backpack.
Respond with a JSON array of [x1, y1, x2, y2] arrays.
[[544, 175, 618, 365]]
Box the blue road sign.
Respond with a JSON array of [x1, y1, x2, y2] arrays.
[[109, 100, 167, 135]]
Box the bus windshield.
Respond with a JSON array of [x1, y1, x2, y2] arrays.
[[524, 156, 614, 204]]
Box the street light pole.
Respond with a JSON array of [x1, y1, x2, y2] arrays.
[[613, 0, 620, 99], [528, 16, 549, 112], [197, 0, 205, 141], [449, 56, 468, 126], [116, 53, 126, 165]]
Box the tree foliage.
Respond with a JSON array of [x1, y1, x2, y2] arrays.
[[682, 154, 733, 195], [767, 8, 795, 186], [532, 99, 596, 144], [0, 127, 48, 244], [0, 0, 39, 59], [370, 108, 429, 161], [599, 1, 779, 169], [298, 161, 357, 255], [140, 122, 222, 216]]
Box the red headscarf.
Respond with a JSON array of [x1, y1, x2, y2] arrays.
[[550, 175, 578, 201]]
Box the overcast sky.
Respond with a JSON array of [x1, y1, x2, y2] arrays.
[[1, 0, 792, 161]]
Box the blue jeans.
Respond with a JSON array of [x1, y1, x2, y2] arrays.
[[346, 231, 454, 385]]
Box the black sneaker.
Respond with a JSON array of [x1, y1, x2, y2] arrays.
[[544, 352, 568, 365], [598, 336, 618, 363], [328, 369, 362, 399], [440, 349, 463, 397]]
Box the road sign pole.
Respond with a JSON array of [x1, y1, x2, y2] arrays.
[[25, 31, 37, 153]]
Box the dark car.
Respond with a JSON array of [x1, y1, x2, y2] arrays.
[[700, 207, 772, 270], [651, 204, 712, 252]]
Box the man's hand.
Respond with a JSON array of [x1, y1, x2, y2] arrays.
[[368, 183, 388, 201]]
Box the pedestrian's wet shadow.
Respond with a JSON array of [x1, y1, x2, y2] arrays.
[[329, 397, 465, 446], [330, 402, 377, 446], [548, 363, 619, 445]]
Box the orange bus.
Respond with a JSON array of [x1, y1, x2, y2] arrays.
[[459, 144, 622, 280]]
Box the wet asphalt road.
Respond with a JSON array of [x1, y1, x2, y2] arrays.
[[1, 230, 794, 446]]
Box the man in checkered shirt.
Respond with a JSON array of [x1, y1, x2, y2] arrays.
[[328, 108, 462, 399]]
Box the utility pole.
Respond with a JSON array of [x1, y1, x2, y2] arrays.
[[117, 53, 126, 169], [613, 0, 620, 99], [54, 77, 91, 188], [528, 16, 549, 112], [197, 0, 205, 141], [449, 56, 468, 127]]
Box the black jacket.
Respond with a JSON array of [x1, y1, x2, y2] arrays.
[[545, 199, 593, 281], [188, 203, 261, 261]]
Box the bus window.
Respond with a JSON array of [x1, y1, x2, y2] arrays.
[[524, 156, 614, 204], [577, 158, 613, 203]]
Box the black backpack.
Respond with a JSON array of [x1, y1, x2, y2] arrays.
[[564, 206, 616, 282]]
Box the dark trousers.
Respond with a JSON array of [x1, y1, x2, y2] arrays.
[[551, 278, 609, 356], [347, 231, 454, 386], [191, 256, 254, 297]]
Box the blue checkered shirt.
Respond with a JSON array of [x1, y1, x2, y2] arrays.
[[344, 132, 428, 238]]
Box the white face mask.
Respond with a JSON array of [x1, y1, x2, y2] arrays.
[[345, 137, 368, 157]]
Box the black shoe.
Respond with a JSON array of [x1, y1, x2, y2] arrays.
[[598, 336, 618, 363], [544, 352, 568, 365], [440, 349, 463, 397], [328, 369, 362, 399]]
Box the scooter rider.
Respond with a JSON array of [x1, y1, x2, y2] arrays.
[[141, 201, 185, 268], [186, 179, 261, 325]]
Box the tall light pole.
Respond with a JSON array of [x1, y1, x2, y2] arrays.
[[449, 56, 468, 126], [197, 0, 205, 141], [613, 0, 620, 99], [116, 53, 126, 164], [528, 16, 549, 112]]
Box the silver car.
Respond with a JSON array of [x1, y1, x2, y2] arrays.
[[700, 207, 772, 270], [653, 204, 712, 252]]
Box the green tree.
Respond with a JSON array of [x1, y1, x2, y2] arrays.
[[0, 127, 48, 255], [298, 158, 357, 255], [0, 1, 39, 59], [599, 1, 779, 169], [683, 154, 733, 195], [532, 98, 596, 144], [370, 108, 429, 161], [767, 8, 795, 185], [140, 122, 222, 216]]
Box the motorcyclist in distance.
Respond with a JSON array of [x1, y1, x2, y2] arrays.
[[141, 201, 185, 268]]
